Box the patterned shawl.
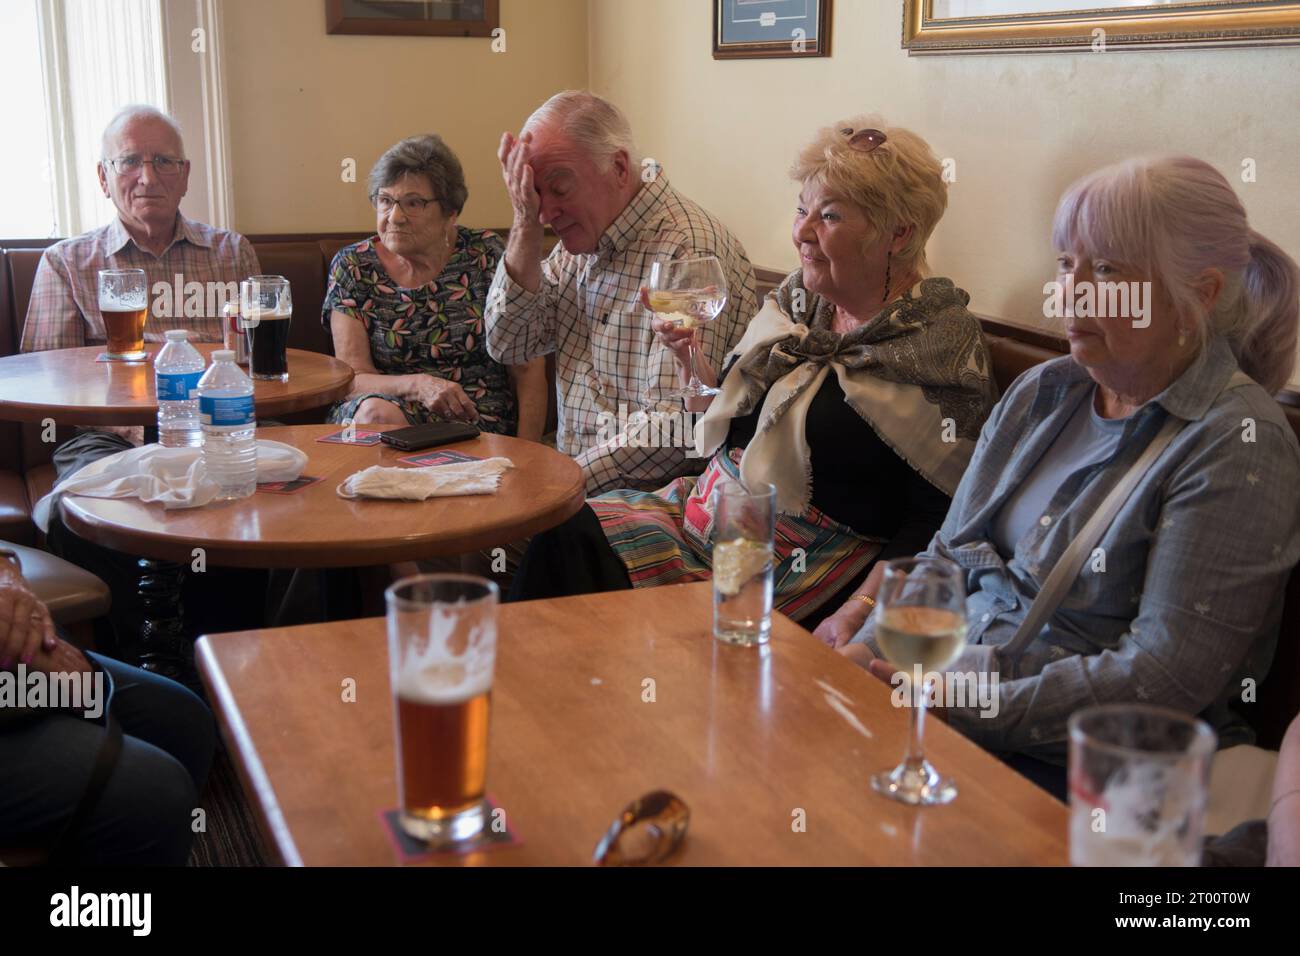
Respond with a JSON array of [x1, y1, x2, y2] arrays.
[[695, 271, 997, 514]]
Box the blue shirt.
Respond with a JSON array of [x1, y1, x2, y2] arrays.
[[854, 333, 1300, 761], [989, 386, 1125, 556]]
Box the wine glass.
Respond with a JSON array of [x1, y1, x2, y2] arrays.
[[870, 557, 967, 806], [643, 256, 728, 399]]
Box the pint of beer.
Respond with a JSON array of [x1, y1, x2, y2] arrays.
[[239, 275, 292, 382], [386, 574, 499, 845], [98, 268, 149, 360]]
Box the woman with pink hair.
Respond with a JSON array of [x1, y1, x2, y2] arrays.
[[831, 155, 1300, 797]]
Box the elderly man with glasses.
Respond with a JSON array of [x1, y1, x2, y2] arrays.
[[18, 104, 265, 658], [22, 103, 258, 361], [20, 103, 260, 473]]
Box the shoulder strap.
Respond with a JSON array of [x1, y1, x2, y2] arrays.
[[1001, 371, 1254, 660]]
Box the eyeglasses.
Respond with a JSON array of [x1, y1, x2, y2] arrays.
[[371, 193, 441, 216], [840, 127, 888, 153], [104, 155, 187, 177]]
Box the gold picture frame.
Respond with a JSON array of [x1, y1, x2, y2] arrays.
[[902, 0, 1300, 54]]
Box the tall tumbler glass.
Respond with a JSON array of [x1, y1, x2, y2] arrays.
[[97, 268, 149, 360], [711, 480, 776, 646], [1069, 704, 1217, 866], [240, 275, 292, 381], [386, 574, 499, 846]]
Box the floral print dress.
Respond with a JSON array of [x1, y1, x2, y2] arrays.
[[322, 227, 516, 434]]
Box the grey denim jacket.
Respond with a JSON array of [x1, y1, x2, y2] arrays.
[[854, 333, 1300, 762]]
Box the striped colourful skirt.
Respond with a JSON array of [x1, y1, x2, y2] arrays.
[[589, 447, 883, 623]]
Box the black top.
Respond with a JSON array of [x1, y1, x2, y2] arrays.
[[725, 372, 951, 564]]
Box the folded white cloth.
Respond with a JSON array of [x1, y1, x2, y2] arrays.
[[337, 457, 513, 500], [33, 440, 308, 531]]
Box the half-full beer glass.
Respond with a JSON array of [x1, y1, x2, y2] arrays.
[[240, 275, 292, 381], [386, 574, 499, 845], [97, 268, 148, 360]]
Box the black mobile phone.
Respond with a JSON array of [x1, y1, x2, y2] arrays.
[[379, 422, 480, 451]]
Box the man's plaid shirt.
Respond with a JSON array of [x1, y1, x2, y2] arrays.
[[486, 175, 757, 494], [21, 214, 260, 352]]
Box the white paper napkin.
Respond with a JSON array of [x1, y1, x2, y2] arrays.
[[336, 457, 514, 500]]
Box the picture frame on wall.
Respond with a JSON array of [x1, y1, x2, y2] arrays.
[[713, 0, 832, 59], [903, 0, 1300, 54], [325, 0, 500, 38]]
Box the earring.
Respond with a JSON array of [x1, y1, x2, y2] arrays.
[[1177, 325, 1187, 348], [882, 251, 892, 305]]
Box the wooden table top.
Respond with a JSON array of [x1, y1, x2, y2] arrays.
[[196, 583, 1069, 866], [59, 424, 586, 567], [0, 343, 353, 424]]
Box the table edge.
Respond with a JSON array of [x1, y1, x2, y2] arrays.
[[0, 348, 354, 425], [196, 637, 302, 867]]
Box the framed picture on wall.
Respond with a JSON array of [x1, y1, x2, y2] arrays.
[[903, 0, 1300, 54], [713, 0, 832, 59], [325, 0, 500, 37]]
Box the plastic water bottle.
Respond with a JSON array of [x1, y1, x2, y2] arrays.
[[154, 329, 206, 447], [198, 349, 258, 500]]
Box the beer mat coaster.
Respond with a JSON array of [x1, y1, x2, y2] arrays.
[[398, 449, 483, 468], [380, 798, 520, 862], [95, 351, 153, 363], [257, 475, 324, 495], [316, 428, 383, 445]]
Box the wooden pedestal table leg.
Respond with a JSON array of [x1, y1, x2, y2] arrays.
[[135, 557, 193, 686]]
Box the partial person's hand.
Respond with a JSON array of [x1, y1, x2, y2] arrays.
[[498, 131, 541, 233], [0, 577, 57, 670], [413, 376, 479, 423], [642, 287, 696, 367], [28, 634, 94, 676], [813, 611, 864, 650], [91, 425, 145, 445]]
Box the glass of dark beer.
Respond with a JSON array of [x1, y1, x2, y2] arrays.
[[97, 268, 148, 360], [239, 275, 292, 382], [385, 574, 499, 846]]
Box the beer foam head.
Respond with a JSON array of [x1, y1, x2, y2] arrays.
[[395, 606, 495, 705]]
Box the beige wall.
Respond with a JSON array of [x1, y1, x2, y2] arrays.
[[589, 0, 1300, 339], [222, 0, 588, 234]]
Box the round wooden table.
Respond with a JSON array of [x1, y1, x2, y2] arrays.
[[58, 424, 587, 567], [0, 344, 354, 425]]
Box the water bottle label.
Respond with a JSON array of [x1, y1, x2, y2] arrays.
[[200, 394, 256, 427], [157, 370, 203, 401]]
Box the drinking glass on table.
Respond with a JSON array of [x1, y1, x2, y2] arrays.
[[871, 557, 967, 806], [1068, 704, 1216, 866], [643, 255, 728, 399], [385, 573, 499, 846], [240, 275, 292, 382], [97, 268, 148, 360], [711, 480, 776, 647]]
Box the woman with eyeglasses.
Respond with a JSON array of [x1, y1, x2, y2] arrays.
[[323, 134, 547, 439], [511, 118, 997, 626]]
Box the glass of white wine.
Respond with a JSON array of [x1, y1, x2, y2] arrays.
[[871, 557, 967, 806], [643, 255, 728, 399]]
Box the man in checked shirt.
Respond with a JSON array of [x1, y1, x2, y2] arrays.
[[488, 90, 757, 494], [21, 104, 260, 475], [20, 104, 266, 651]]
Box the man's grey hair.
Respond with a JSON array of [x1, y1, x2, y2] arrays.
[[368, 134, 468, 215], [101, 104, 185, 159], [523, 90, 641, 171]]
